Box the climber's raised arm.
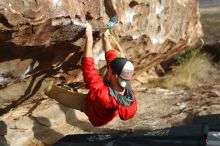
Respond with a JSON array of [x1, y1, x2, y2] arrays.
[[84, 23, 93, 58], [82, 23, 105, 90], [102, 30, 114, 53]]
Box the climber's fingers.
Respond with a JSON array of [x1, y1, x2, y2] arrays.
[[85, 22, 92, 38], [103, 29, 110, 40]]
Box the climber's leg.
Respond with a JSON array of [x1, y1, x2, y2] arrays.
[[44, 84, 87, 113]]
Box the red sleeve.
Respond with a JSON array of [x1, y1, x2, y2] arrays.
[[81, 50, 117, 90], [118, 98, 137, 120], [81, 57, 105, 89], [105, 50, 117, 66]]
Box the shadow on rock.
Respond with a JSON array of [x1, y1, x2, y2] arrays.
[[58, 105, 122, 133], [202, 42, 220, 63], [0, 42, 83, 116], [32, 116, 64, 146], [0, 121, 9, 146]]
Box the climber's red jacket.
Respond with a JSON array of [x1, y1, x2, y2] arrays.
[[81, 50, 137, 126]]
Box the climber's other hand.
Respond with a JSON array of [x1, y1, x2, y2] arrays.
[[85, 23, 92, 38], [103, 29, 110, 40]]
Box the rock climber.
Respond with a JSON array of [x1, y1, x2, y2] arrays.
[[45, 23, 137, 127]]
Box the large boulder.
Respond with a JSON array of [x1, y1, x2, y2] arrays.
[[0, 0, 203, 113], [0, 0, 204, 145], [0, 0, 203, 118]]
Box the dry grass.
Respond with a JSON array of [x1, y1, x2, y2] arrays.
[[148, 49, 216, 89]]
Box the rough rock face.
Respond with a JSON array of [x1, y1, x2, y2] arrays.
[[0, 0, 202, 47], [0, 0, 203, 145]]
